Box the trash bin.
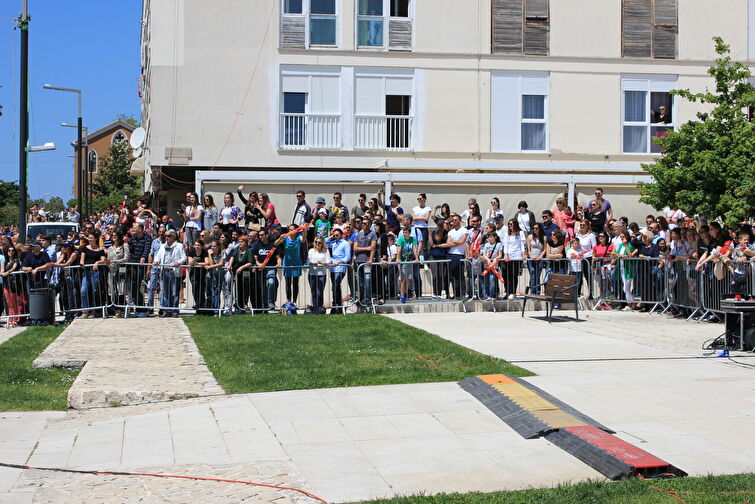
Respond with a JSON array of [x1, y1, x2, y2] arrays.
[[29, 287, 54, 323]]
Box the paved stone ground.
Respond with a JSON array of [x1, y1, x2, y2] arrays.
[[12, 462, 311, 504], [1, 311, 753, 503], [32, 318, 224, 409], [0, 326, 27, 346]]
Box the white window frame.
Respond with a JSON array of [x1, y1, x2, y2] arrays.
[[281, 0, 340, 49], [111, 131, 129, 144], [621, 75, 677, 155], [279, 66, 343, 150], [491, 71, 549, 154], [354, 68, 415, 151], [355, 0, 413, 50], [87, 149, 98, 174]]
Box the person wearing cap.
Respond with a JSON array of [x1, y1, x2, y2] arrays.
[[22, 241, 52, 289], [314, 208, 332, 239], [153, 229, 187, 317], [515, 201, 536, 235], [310, 196, 328, 223]]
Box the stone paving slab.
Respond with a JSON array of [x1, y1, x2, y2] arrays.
[[32, 318, 224, 409], [0, 327, 27, 347], [12, 462, 311, 504]]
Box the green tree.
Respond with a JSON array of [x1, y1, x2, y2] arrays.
[[46, 196, 66, 215], [90, 141, 142, 213], [0, 180, 22, 207], [115, 113, 140, 128], [638, 38, 755, 227]]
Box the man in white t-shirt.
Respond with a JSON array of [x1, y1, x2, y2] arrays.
[[445, 215, 469, 299], [411, 193, 432, 257]]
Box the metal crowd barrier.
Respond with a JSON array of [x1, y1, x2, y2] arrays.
[[591, 257, 668, 312], [699, 259, 753, 322], [233, 264, 354, 315], [3, 251, 752, 323], [664, 258, 701, 320], [355, 258, 458, 311], [1, 270, 31, 326]]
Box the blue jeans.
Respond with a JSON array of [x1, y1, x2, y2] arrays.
[[207, 270, 223, 309], [528, 260, 544, 294], [331, 271, 345, 306], [81, 270, 100, 309], [545, 260, 566, 283], [263, 268, 278, 309], [309, 274, 326, 307], [356, 263, 372, 304], [482, 271, 498, 299], [160, 269, 180, 314], [147, 267, 160, 307]]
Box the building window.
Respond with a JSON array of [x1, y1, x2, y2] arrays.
[[357, 0, 412, 51], [492, 0, 549, 56], [88, 150, 98, 173], [281, 0, 338, 49], [279, 68, 341, 150], [310, 0, 337, 45], [622, 0, 677, 59], [355, 70, 414, 151], [622, 76, 676, 154], [491, 72, 548, 153], [112, 131, 128, 144]]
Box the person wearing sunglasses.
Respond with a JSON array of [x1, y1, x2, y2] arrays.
[[485, 197, 504, 225], [588, 188, 613, 221]]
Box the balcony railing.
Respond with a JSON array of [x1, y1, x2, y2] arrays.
[[355, 115, 413, 151], [279, 113, 341, 150]]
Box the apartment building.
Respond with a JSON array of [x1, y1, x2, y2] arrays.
[[136, 0, 754, 222]]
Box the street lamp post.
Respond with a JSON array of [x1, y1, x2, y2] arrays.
[[18, 0, 30, 243], [62, 123, 89, 216], [43, 84, 83, 219]]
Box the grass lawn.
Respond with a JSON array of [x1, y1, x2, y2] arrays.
[[0, 326, 79, 411], [357, 473, 755, 504], [185, 314, 532, 394]]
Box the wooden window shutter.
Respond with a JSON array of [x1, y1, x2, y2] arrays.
[[281, 16, 306, 49], [492, 0, 523, 54], [524, 0, 549, 56], [653, 0, 677, 59], [388, 18, 413, 51], [622, 0, 652, 58]]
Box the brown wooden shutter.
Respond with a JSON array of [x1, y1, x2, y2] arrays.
[[524, 0, 549, 55], [492, 0, 523, 54], [622, 0, 652, 58], [281, 16, 306, 49], [653, 0, 677, 59]]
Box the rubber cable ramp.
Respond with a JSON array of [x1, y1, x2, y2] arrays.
[[459, 374, 687, 480]]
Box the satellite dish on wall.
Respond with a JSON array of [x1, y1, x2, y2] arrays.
[[130, 127, 146, 149], [133, 147, 143, 158]]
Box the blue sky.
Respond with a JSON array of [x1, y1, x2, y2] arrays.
[[0, 1, 142, 201]]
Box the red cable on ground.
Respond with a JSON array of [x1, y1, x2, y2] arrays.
[[637, 474, 754, 504], [0, 462, 328, 504]]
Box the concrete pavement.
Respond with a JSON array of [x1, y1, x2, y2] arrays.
[[1, 311, 753, 502]]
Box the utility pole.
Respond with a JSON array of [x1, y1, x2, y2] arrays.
[[18, 0, 29, 243]]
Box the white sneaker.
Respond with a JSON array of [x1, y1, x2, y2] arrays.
[[441, 290, 447, 299], [508, 294, 515, 300], [622, 306, 632, 311]]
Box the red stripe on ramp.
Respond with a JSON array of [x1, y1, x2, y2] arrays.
[[564, 426, 669, 469]]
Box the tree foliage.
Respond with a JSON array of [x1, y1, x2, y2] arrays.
[[638, 37, 755, 227], [90, 140, 142, 213], [0, 180, 22, 207], [115, 113, 140, 128]]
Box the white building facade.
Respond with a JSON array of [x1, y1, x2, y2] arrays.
[[136, 0, 754, 222]]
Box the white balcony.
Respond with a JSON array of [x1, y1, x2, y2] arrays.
[[279, 113, 341, 150], [355, 115, 414, 151]]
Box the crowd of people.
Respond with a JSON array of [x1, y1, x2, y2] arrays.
[[2, 186, 754, 325]]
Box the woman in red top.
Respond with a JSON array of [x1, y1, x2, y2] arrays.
[[592, 231, 614, 309]]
